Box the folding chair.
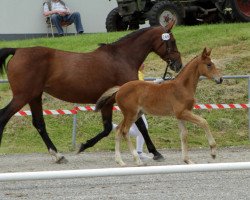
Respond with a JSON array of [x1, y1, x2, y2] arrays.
[[45, 16, 73, 37]]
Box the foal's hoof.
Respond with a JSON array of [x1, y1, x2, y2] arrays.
[[116, 161, 127, 167], [210, 146, 216, 159], [153, 154, 165, 162], [56, 156, 68, 164], [184, 159, 195, 164], [137, 162, 147, 166]]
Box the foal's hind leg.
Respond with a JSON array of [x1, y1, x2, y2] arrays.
[[115, 126, 126, 167], [115, 119, 144, 167], [29, 96, 68, 164], [135, 117, 164, 161], [123, 133, 145, 166], [78, 104, 113, 153]]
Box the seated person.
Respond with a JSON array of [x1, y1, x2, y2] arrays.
[[43, 0, 84, 36]]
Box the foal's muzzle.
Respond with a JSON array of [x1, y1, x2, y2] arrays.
[[214, 77, 223, 84], [168, 60, 183, 72]]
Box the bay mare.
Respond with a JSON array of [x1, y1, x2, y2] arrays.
[[0, 21, 182, 163], [95, 48, 223, 166]]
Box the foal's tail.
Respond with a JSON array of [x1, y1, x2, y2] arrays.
[[95, 86, 120, 112], [0, 48, 17, 75]]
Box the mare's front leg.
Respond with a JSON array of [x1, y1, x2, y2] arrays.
[[29, 96, 67, 164], [135, 117, 164, 161], [179, 110, 217, 160], [78, 104, 113, 153], [178, 120, 194, 164]]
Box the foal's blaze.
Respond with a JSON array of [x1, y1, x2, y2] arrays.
[[95, 48, 223, 166]]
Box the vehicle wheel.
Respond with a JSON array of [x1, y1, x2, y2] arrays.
[[129, 21, 140, 30], [230, 0, 250, 22], [149, 1, 183, 27], [106, 8, 129, 32]]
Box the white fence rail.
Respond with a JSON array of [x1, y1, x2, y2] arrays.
[[1, 162, 250, 182]]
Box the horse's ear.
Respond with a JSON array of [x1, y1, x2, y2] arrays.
[[202, 47, 212, 59], [207, 48, 212, 56], [166, 19, 175, 31]]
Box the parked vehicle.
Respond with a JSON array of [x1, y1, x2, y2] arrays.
[[106, 0, 250, 31]]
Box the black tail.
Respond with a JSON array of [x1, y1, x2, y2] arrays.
[[0, 48, 16, 75]]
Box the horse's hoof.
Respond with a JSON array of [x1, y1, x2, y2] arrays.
[[56, 156, 68, 164], [77, 143, 86, 154], [153, 154, 165, 162], [117, 162, 127, 167], [137, 162, 147, 166], [115, 158, 126, 167], [211, 154, 216, 159], [184, 160, 195, 164]]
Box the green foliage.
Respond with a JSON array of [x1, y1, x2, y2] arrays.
[[0, 23, 249, 154]]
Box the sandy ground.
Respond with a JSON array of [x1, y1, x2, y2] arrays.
[[1, 147, 250, 200], [1, 147, 250, 172]]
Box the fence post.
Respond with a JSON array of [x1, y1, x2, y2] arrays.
[[72, 107, 77, 149], [248, 77, 250, 139]]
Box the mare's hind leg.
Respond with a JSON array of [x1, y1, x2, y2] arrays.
[[0, 98, 27, 144], [29, 96, 67, 164], [178, 120, 194, 164], [179, 110, 216, 160], [78, 104, 113, 153], [135, 117, 164, 161]]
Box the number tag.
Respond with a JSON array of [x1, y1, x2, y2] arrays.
[[162, 33, 170, 41]]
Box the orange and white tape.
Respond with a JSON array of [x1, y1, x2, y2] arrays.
[[14, 109, 77, 116], [14, 104, 250, 116]]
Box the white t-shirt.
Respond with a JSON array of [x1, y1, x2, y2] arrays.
[[44, 1, 68, 12]]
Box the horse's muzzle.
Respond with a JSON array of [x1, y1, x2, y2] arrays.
[[215, 77, 223, 84], [169, 60, 183, 72]]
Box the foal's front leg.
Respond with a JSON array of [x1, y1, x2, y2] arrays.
[[180, 110, 217, 160]]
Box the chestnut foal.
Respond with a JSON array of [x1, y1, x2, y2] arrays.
[[95, 48, 223, 166]]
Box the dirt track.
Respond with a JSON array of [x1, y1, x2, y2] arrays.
[[1, 147, 250, 200], [1, 147, 250, 173]]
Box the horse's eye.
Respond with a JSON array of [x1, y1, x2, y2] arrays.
[[207, 63, 212, 68]]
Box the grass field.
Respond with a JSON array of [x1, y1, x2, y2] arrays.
[[0, 22, 249, 154]]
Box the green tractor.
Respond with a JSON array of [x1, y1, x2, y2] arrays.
[[106, 0, 250, 31]]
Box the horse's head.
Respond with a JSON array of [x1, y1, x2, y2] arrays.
[[198, 48, 223, 84], [153, 20, 183, 73]]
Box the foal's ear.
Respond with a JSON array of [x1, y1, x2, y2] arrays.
[[202, 47, 212, 59]]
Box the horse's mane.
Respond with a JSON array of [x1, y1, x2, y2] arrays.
[[98, 26, 153, 48], [113, 26, 153, 44], [175, 55, 199, 78]]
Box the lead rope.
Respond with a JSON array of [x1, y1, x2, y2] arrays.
[[162, 63, 173, 80]]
